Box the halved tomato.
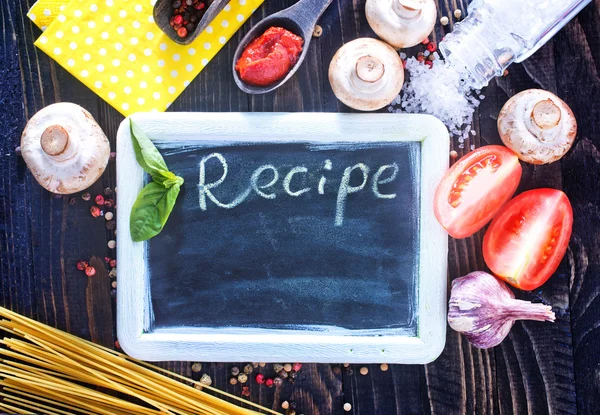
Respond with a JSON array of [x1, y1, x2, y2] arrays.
[[434, 145, 522, 239], [483, 189, 573, 290]]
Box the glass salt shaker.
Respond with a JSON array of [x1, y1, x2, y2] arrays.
[[439, 0, 592, 89]]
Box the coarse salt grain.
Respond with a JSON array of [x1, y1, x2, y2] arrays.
[[390, 57, 479, 140]]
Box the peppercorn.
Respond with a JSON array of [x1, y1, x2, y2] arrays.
[[273, 364, 284, 373], [195, 2, 205, 10], [115, 340, 120, 349], [346, 369, 354, 376], [110, 259, 116, 268], [111, 281, 117, 289], [313, 25, 323, 37], [243, 364, 253, 375], [90, 206, 102, 217], [288, 411, 296, 415], [191, 362, 202, 372], [69, 197, 76, 206], [454, 9, 462, 19], [108, 240, 116, 249], [273, 377, 283, 386], [186, 0, 192, 5], [427, 42, 437, 53], [172, 0, 182, 8], [332, 366, 341, 375], [95, 194, 105, 205], [200, 374, 212, 386], [109, 152, 116, 160], [105, 212, 114, 221], [343, 403, 352, 412], [230, 377, 238, 385], [186, 22, 195, 32], [293, 363, 302, 372], [440, 16, 449, 26], [53, 193, 63, 199], [503, 69, 509, 77], [425, 60, 434, 68], [85, 266, 96, 277], [421, 38, 429, 45], [173, 14, 183, 25], [359, 367, 369, 375], [283, 363, 292, 372], [343, 363, 350, 368], [265, 378, 274, 388], [104, 187, 113, 196], [258, 362, 266, 368], [281, 401, 289, 410], [252, 363, 259, 368], [450, 150, 458, 159], [109, 268, 117, 278], [82, 192, 91, 201], [177, 27, 188, 38], [380, 363, 389, 371], [190, 15, 198, 23], [106, 220, 116, 231], [231, 366, 240, 376], [255, 374, 264, 384], [241, 386, 251, 397], [237, 373, 248, 383], [77, 261, 88, 271], [278, 370, 288, 379], [110, 288, 117, 298]]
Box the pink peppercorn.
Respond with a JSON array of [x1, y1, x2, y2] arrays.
[[255, 374, 265, 384], [265, 378, 274, 387], [177, 27, 188, 38], [90, 206, 102, 217], [426, 42, 437, 53], [85, 266, 96, 277], [293, 363, 302, 372], [110, 259, 117, 268], [425, 60, 434, 68], [77, 260, 88, 271], [104, 199, 115, 208], [242, 386, 251, 397], [95, 194, 105, 205], [173, 14, 183, 25], [421, 38, 429, 45]]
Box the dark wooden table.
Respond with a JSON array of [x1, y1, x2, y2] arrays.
[[2, 0, 600, 413]]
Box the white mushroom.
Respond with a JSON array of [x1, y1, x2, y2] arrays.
[[365, 0, 437, 49], [329, 38, 404, 111], [21, 103, 111, 194], [498, 89, 577, 165]]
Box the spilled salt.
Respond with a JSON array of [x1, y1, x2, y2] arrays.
[[389, 58, 480, 147]]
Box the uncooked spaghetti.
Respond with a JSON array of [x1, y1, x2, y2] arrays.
[[0, 306, 279, 415]]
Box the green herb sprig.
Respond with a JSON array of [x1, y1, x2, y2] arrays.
[[129, 119, 184, 242]]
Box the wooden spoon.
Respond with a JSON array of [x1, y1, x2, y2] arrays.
[[232, 0, 333, 94], [154, 0, 229, 46]]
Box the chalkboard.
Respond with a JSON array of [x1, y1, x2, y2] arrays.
[[149, 141, 420, 333], [117, 113, 449, 363]]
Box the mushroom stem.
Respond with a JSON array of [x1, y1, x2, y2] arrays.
[[531, 99, 562, 130], [394, 0, 424, 19], [40, 125, 77, 161], [356, 55, 385, 83]]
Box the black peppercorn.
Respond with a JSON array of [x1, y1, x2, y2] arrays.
[[186, 23, 195, 32], [290, 401, 297, 409], [190, 15, 198, 23], [172, 0, 182, 8], [69, 198, 77, 206], [106, 220, 116, 230]]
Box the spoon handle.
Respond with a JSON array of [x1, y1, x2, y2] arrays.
[[280, 0, 333, 30]]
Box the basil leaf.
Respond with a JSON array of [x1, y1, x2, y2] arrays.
[[130, 119, 171, 177], [130, 181, 182, 242]]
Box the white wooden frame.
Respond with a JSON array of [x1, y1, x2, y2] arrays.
[[116, 113, 449, 363]]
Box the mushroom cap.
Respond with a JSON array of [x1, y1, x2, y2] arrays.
[[366, 0, 437, 49], [21, 103, 111, 194], [329, 38, 404, 111], [498, 89, 577, 165]]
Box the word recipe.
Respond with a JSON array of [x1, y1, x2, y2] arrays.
[[198, 152, 400, 226]]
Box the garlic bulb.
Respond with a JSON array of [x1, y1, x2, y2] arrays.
[[448, 271, 555, 349]]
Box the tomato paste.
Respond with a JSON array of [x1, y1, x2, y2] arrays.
[[235, 27, 304, 87]]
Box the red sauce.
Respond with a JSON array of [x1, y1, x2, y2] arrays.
[[235, 27, 304, 87]]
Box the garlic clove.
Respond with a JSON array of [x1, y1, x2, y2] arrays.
[[329, 38, 404, 111], [448, 271, 555, 349], [498, 89, 577, 165], [365, 0, 437, 49], [20, 103, 111, 195]]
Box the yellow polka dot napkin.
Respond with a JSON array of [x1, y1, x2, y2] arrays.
[[28, 0, 69, 31], [33, 0, 264, 116]]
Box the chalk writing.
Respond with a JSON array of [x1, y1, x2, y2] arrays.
[[198, 153, 399, 226]]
